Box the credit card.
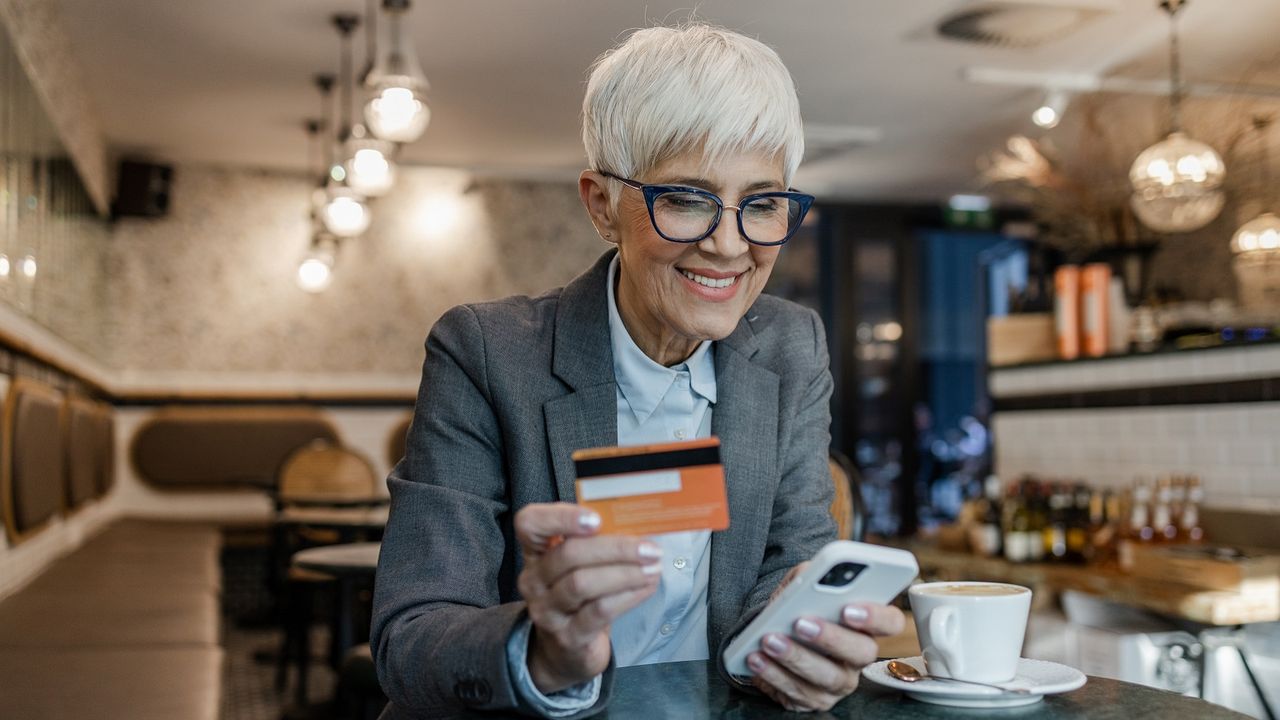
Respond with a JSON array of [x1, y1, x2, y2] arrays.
[[572, 437, 729, 536]]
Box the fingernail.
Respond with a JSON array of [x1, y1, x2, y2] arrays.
[[794, 618, 821, 640], [579, 511, 601, 530], [747, 653, 766, 671], [763, 634, 788, 657], [843, 605, 869, 625], [638, 543, 663, 560], [642, 562, 663, 575]]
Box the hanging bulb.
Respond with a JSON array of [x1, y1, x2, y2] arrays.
[[344, 125, 397, 196], [364, 0, 430, 143], [321, 187, 371, 237], [20, 255, 37, 278], [297, 237, 338, 293], [0, 254, 9, 278], [1032, 90, 1069, 129]]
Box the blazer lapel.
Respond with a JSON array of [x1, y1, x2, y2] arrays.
[[545, 250, 619, 502], [708, 315, 780, 641]]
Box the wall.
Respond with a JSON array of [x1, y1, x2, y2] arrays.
[[103, 164, 605, 381], [991, 345, 1280, 513]]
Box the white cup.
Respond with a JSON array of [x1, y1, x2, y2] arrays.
[[907, 581, 1032, 683]]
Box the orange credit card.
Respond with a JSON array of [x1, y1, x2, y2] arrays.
[[572, 437, 729, 536]]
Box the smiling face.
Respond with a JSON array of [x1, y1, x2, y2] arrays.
[[581, 148, 787, 366]]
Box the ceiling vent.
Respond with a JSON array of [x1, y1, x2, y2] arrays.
[[802, 124, 883, 165], [935, 2, 1108, 49]]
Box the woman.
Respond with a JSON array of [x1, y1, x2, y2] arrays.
[[372, 23, 904, 718]]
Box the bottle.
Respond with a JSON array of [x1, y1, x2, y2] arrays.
[[1054, 266, 1081, 360], [1043, 483, 1069, 562], [1179, 475, 1205, 543], [1002, 482, 1030, 564], [972, 474, 1003, 558], [1066, 484, 1091, 562], [1153, 476, 1177, 542], [1119, 479, 1155, 570], [1093, 489, 1123, 565], [1026, 482, 1048, 563], [1080, 263, 1111, 358], [1170, 475, 1187, 533]]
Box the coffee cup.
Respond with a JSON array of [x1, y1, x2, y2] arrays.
[[907, 581, 1031, 683]]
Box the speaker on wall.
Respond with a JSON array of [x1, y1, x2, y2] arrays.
[[112, 160, 173, 218]]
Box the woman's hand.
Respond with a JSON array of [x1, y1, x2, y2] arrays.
[[515, 503, 662, 694], [746, 564, 906, 712]]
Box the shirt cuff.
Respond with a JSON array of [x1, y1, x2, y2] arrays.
[[505, 617, 602, 716]]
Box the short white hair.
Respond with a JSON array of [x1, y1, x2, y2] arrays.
[[582, 23, 805, 196]]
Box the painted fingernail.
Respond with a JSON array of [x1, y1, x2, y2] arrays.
[[642, 562, 663, 575], [638, 543, 663, 560], [763, 634, 788, 657], [843, 605, 869, 624], [747, 653, 766, 671], [794, 617, 821, 639], [579, 511, 601, 530]]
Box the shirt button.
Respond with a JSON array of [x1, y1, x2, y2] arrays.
[[660, 623, 674, 635], [673, 557, 688, 570], [673, 429, 687, 439]]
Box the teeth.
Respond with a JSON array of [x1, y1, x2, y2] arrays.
[[680, 269, 738, 289]]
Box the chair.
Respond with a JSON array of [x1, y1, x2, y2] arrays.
[[278, 440, 381, 506], [273, 441, 381, 697], [827, 449, 866, 542]]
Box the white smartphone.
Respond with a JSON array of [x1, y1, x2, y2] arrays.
[[722, 540, 919, 677]]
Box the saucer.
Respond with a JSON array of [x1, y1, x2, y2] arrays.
[[863, 656, 1087, 709]]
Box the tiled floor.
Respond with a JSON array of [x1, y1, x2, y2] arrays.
[[221, 623, 338, 720]]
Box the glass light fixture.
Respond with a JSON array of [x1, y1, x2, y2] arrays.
[[1129, 0, 1226, 234], [321, 186, 371, 237], [1032, 89, 1069, 129], [364, 0, 430, 143], [20, 254, 37, 278], [0, 254, 9, 278], [297, 236, 338, 293], [344, 125, 397, 196], [1232, 116, 1280, 255]]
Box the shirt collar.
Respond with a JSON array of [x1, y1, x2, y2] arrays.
[[607, 255, 716, 424]]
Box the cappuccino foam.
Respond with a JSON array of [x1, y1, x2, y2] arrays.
[[917, 583, 1025, 597]]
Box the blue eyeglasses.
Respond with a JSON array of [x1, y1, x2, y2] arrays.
[[601, 171, 815, 246]]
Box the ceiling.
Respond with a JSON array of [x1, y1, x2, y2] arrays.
[[53, 0, 1280, 201]]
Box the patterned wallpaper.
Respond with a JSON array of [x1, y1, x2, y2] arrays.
[[104, 165, 606, 374]]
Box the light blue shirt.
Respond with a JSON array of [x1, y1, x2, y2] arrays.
[[505, 254, 716, 714]]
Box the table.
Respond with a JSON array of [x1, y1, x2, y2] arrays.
[[276, 505, 390, 532], [288, 542, 381, 708], [582, 660, 1247, 719], [904, 542, 1278, 718]]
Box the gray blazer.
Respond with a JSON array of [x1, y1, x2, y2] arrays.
[[372, 249, 836, 718]]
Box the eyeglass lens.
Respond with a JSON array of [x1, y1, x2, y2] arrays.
[[652, 191, 800, 244]]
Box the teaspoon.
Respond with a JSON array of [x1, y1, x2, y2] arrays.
[[886, 660, 1031, 695]]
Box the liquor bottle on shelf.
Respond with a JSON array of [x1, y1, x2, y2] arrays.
[[1002, 482, 1031, 564], [1043, 483, 1070, 562], [971, 474, 1003, 558], [1066, 483, 1091, 563], [1119, 478, 1155, 570], [1026, 481, 1048, 563], [1153, 476, 1177, 542], [1085, 488, 1116, 564], [1179, 475, 1205, 543], [1170, 474, 1188, 531]]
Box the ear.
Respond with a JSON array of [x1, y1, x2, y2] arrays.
[[579, 170, 618, 243]]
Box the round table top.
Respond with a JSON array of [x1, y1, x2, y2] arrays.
[[292, 542, 381, 577], [276, 505, 390, 529], [584, 660, 1249, 719]]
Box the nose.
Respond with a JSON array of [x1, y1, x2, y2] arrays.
[[697, 205, 750, 259]]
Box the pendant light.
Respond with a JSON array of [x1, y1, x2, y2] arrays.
[[297, 235, 339, 293], [1232, 116, 1280, 254], [343, 0, 397, 196], [321, 14, 372, 238], [1129, 0, 1225, 234], [364, 0, 430, 143]]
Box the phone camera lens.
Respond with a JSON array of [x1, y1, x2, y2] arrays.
[[817, 562, 866, 588]]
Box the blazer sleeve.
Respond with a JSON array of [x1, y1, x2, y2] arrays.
[[717, 308, 837, 685], [371, 304, 612, 718]]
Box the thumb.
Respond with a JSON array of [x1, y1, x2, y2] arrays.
[[514, 502, 601, 554]]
